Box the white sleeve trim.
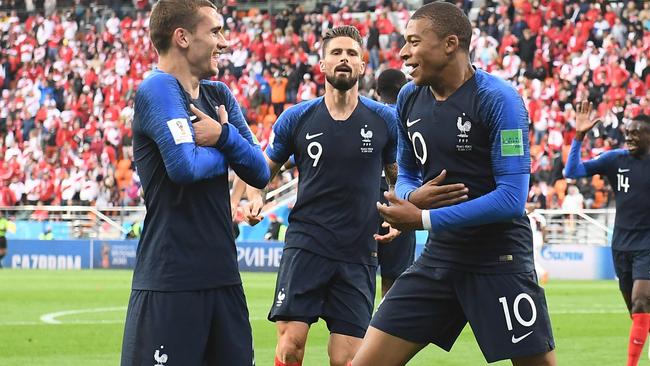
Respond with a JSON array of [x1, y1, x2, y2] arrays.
[[421, 210, 432, 230]]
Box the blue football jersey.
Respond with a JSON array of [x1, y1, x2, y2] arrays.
[[132, 69, 268, 291], [583, 150, 650, 250], [266, 97, 398, 265], [396, 69, 533, 273]]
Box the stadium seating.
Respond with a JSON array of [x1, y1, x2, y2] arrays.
[[1, 0, 649, 220]]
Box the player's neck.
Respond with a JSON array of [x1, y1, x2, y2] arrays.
[[157, 56, 201, 99], [324, 84, 359, 121], [428, 60, 474, 101]]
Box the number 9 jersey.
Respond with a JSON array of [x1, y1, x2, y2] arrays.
[[265, 96, 398, 266]]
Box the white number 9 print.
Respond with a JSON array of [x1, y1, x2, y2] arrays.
[[498, 293, 537, 331], [307, 141, 323, 167]]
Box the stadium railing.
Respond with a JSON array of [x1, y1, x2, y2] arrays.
[[535, 208, 616, 246], [0, 205, 144, 240]]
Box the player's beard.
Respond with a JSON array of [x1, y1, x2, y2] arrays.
[[326, 73, 359, 91]]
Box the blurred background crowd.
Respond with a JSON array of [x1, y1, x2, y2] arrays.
[[0, 0, 649, 214]]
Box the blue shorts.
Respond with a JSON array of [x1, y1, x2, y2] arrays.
[[121, 285, 254, 366], [613, 249, 650, 294], [268, 248, 376, 338], [370, 261, 555, 363], [378, 230, 415, 279]]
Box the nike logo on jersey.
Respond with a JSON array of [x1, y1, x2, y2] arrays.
[[511, 331, 533, 344], [305, 132, 323, 140], [618, 168, 630, 173], [406, 118, 421, 128]]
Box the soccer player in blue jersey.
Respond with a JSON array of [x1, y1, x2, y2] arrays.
[[375, 68, 418, 296], [120, 1, 269, 366], [352, 2, 556, 365], [565, 101, 650, 366], [260, 26, 400, 366]]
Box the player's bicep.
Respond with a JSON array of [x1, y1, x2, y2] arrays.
[[483, 88, 530, 176], [135, 82, 226, 183], [265, 111, 295, 164], [583, 150, 619, 176]]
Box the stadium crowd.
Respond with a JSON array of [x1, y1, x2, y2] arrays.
[[0, 0, 649, 211]]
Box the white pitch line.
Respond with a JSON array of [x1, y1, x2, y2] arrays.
[[0, 308, 626, 327], [40, 306, 127, 324]]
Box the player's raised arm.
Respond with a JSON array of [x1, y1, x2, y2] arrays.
[[564, 99, 613, 179], [134, 73, 228, 185]]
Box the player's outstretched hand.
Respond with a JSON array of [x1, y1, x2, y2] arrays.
[[242, 188, 265, 226], [408, 169, 468, 210], [191, 104, 227, 146], [575, 100, 601, 141], [373, 221, 401, 244], [377, 191, 423, 231]]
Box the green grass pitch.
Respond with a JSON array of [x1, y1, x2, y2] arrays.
[[0, 270, 640, 365]]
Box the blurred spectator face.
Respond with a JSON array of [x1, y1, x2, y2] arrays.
[[320, 36, 364, 91]]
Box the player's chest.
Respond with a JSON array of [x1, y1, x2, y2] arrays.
[[610, 158, 650, 195], [405, 101, 488, 157], [294, 117, 387, 162]]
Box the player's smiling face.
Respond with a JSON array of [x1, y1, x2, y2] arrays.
[[625, 120, 650, 157], [400, 18, 449, 86], [320, 36, 365, 91], [187, 7, 227, 79]]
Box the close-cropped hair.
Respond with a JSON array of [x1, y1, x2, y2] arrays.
[[149, 0, 217, 54], [411, 1, 472, 52], [321, 25, 364, 57]]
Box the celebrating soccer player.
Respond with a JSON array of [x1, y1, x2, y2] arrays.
[[565, 101, 650, 366], [352, 2, 557, 365], [120, 1, 269, 365]]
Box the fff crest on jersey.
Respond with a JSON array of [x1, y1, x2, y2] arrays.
[[360, 125, 374, 153], [456, 113, 473, 152]]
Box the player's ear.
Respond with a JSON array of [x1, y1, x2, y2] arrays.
[[445, 35, 459, 55], [359, 60, 366, 75], [319, 59, 325, 73], [173, 28, 192, 49]]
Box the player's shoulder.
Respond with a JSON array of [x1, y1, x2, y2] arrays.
[[359, 96, 397, 122], [280, 96, 323, 121], [596, 148, 628, 160], [474, 68, 519, 100], [138, 69, 181, 94], [199, 79, 230, 93], [395, 81, 422, 116]]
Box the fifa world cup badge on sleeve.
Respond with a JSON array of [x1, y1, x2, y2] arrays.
[[167, 118, 194, 144], [500, 129, 524, 157]]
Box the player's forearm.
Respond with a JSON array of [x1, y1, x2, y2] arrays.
[[216, 124, 271, 189], [395, 164, 421, 200], [422, 174, 528, 231], [563, 140, 588, 179], [153, 126, 228, 185]]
